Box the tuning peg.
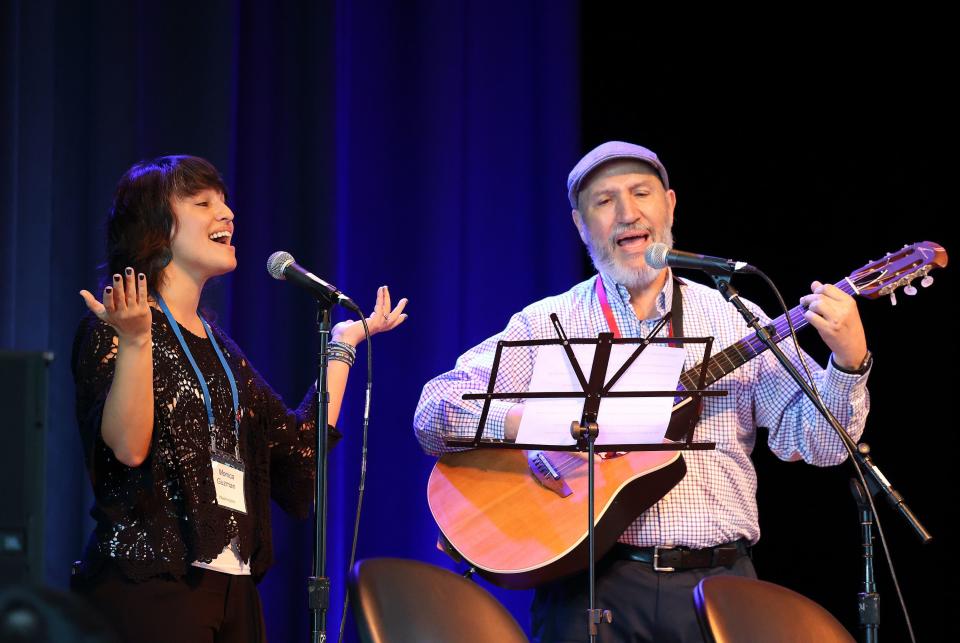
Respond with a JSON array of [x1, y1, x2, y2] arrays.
[[889, 292, 897, 306], [904, 284, 917, 296], [921, 275, 934, 288]]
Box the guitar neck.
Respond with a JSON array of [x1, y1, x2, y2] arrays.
[[677, 278, 856, 389]]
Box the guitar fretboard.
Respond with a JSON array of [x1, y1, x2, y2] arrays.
[[677, 279, 856, 390]]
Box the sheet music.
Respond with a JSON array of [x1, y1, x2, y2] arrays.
[[516, 343, 686, 446]]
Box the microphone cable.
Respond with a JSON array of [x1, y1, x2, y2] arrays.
[[751, 267, 917, 643], [337, 315, 371, 643]]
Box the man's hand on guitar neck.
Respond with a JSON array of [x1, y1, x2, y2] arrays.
[[800, 281, 869, 371]]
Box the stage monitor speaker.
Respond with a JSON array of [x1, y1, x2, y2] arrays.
[[0, 584, 118, 642], [0, 351, 53, 586]]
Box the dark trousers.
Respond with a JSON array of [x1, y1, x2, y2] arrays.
[[72, 562, 267, 643], [531, 551, 757, 642]]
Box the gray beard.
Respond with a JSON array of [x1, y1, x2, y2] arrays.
[[585, 226, 674, 291]]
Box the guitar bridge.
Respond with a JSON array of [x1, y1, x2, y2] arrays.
[[527, 451, 573, 498]]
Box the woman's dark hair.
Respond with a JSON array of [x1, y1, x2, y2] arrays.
[[106, 155, 227, 295]]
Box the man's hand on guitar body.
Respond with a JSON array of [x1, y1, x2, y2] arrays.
[[504, 404, 609, 461], [504, 404, 523, 441], [800, 280, 869, 371]]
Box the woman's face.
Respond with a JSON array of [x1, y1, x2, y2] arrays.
[[168, 188, 237, 282]]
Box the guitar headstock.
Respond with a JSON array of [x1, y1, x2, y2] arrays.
[[847, 241, 948, 302]]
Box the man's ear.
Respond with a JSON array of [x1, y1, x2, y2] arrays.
[[665, 188, 677, 229], [571, 209, 588, 245]]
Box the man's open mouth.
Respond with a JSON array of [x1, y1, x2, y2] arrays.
[[616, 231, 649, 246]]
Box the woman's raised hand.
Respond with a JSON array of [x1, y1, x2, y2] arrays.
[[79, 268, 152, 344], [332, 285, 408, 346]]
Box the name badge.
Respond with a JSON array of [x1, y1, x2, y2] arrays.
[[211, 452, 247, 514]]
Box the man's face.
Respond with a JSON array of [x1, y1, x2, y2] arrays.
[[572, 159, 676, 290]]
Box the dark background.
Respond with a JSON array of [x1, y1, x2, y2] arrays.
[[577, 18, 957, 642], [2, 2, 955, 641]]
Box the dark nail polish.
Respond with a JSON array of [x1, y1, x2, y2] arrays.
[[105, 286, 113, 293], [138, 273, 145, 281], [113, 275, 120, 282], [125, 267, 133, 275]]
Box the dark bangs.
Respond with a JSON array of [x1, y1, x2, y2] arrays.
[[164, 155, 228, 201]]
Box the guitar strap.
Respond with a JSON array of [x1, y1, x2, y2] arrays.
[[595, 274, 684, 340]]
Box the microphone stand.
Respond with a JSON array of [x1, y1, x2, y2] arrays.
[[850, 479, 879, 642], [570, 419, 612, 642], [708, 273, 931, 640], [309, 300, 334, 643], [708, 274, 930, 540]]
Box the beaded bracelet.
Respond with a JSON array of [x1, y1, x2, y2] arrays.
[[327, 340, 357, 367]]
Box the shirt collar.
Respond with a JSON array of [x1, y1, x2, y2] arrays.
[[599, 269, 674, 322]]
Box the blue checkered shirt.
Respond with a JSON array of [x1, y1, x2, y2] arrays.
[[414, 271, 870, 548]]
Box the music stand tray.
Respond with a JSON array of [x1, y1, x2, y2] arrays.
[[445, 311, 722, 452]]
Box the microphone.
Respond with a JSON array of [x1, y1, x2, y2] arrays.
[[644, 242, 756, 275], [266, 251, 361, 312]]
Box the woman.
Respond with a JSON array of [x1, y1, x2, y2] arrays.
[[71, 155, 407, 642]]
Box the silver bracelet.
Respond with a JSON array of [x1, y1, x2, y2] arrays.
[[327, 340, 357, 367]]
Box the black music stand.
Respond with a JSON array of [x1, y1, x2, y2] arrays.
[[445, 312, 725, 642]]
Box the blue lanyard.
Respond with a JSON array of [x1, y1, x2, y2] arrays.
[[156, 296, 240, 458]]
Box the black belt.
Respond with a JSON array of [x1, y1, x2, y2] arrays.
[[610, 540, 750, 572]]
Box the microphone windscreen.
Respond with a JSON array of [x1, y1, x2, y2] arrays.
[[644, 242, 670, 269], [266, 251, 295, 280]]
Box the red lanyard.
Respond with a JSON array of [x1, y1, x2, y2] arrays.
[[595, 276, 677, 340]]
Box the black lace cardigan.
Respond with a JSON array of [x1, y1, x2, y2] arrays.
[[71, 308, 339, 582]]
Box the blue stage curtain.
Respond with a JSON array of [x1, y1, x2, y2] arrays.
[[2, 0, 580, 639]]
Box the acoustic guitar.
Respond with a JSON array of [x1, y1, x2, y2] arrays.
[[427, 242, 948, 589]]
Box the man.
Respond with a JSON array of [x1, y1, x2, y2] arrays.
[[414, 141, 871, 641]]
